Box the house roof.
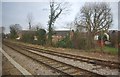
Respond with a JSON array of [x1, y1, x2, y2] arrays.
[[18, 30, 36, 35], [18, 30, 72, 37], [53, 30, 71, 37]]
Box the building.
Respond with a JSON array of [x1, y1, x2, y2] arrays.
[[17, 29, 75, 44], [17, 30, 37, 40], [52, 30, 74, 43], [108, 30, 120, 47]]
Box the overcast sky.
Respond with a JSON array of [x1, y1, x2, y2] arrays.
[[1, 0, 119, 33]]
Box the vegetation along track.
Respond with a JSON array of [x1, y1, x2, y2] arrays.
[[4, 40, 120, 69], [3, 41, 106, 77]]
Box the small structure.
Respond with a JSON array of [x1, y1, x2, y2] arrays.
[[108, 30, 119, 47], [17, 30, 37, 40]]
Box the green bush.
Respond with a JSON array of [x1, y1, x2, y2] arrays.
[[56, 35, 73, 48], [56, 40, 66, 48], [36, 29, 46, 45], [21, 33, 34, 43]]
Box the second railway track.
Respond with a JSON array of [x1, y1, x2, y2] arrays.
[[4, 40, 120, 69], [3, 41, 108, 76], [2, 42, 119, 77]]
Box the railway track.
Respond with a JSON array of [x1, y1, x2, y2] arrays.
[[3, 41, 106, 76], [4, 40, 120, 69]]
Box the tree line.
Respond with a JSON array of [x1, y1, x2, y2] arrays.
[[6, 2, 116, 50]]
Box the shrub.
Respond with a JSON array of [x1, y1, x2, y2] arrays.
[[72, 32, 88, 49], [78, 37, 87, 49], [21, 33, 34, 43], [56, 35, 73, 48], [36, 29, 46, 45]]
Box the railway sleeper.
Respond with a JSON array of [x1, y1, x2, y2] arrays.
[[55, 65, 66, 68], [61, 67, 72, 71], [37, 58, 47, 61], [69, 70, 81, 75], [63, 69, 79, 75], [48, 62, 59, 65], [58, 66, 71, 71], [44, 60, 54, 63]]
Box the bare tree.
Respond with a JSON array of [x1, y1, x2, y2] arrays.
[[27, 13, 33, 30], [74, 2, 113, 48], [48, 0, 70, 45], [31, 23, 43, 31], [64, 22, 75, 30], [10, 24, 22, 32]]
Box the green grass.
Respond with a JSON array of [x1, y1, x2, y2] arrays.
[[103, 46, 118, 55]]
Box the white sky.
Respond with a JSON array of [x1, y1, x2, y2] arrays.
[[1, 0, 120, 33]]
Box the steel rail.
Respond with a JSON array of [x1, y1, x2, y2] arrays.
[[3, 40, 119, 69], [3, 41, 106, 77]]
